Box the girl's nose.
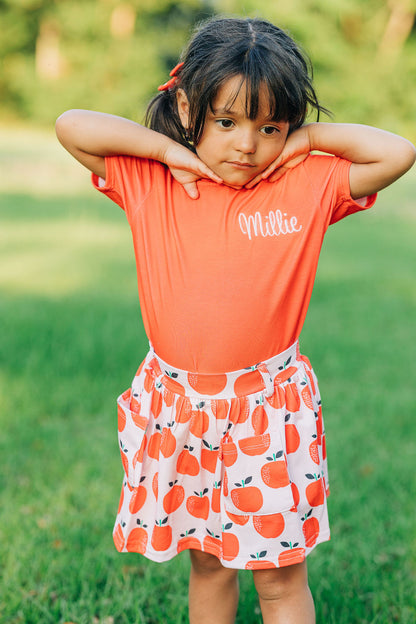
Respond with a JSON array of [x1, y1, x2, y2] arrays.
[[236, 129, 256, 154]]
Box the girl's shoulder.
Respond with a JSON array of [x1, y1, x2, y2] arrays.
[[295, 153, 352, 196], [92, 155, 171, 213]]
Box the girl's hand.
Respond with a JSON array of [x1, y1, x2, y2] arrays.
[[245, 126, 311, 188], [163, 143, 222, 199]]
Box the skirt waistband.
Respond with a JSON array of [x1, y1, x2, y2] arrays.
[[148, 341, 300, 400]]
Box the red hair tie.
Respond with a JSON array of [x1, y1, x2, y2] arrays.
[[158, 62, 184, 92]]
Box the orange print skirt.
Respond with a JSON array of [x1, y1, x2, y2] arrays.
[[113, 341, 330, 569]]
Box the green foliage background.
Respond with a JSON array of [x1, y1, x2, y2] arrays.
[[1, 0, 415, 139]]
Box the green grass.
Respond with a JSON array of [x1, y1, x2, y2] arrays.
[[1, 166, 415, 623]]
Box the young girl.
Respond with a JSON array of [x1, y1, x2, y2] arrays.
[[56, 16, 415, 624]]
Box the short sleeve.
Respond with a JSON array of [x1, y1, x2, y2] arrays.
[[328, 157, 377, 225], [91, 155, 167, 221]]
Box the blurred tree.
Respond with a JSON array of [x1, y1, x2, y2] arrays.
[[0, 0, 415, 139], [378, 0, 415, 57], [0, 0, 216, 123]]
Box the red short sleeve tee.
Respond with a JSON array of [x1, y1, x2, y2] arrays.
[[92, 154, 376, 372]]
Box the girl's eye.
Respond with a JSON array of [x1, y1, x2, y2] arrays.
[[216, 119, 234, 129], [260, 125, 279, 136]]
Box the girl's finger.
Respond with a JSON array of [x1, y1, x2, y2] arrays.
[[183, 181, 199, 199], [199, 163, 223, 184], [261, 158, 283, 179], [268, 167, 288, 182], [245, 173, 264, 189]]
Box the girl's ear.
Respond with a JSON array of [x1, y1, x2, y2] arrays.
[[176, 88, 190, 129]]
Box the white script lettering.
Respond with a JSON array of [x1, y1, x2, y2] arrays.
[[238, 210, 302, 240]]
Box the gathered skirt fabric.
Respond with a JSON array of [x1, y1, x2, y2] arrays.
[[113, 341, 330, 569]]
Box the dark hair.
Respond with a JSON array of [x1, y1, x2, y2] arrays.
[[145, 16, 329, 149]]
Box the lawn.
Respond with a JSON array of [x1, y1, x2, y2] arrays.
[[0, 131, 415, 623]]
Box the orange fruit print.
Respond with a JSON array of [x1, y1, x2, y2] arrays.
[[151, 386, 163, 419], [222, 523, 240, 561], [251, 398, 269, 435], [177, 528, 201, 553], [203, 529, 222, 555], [230, 476, 263, 513], [239, 433, 270, 456], [151, 518, 172, 551], [300, 381, 314, 409], [285, 382, 301, 412], [233, 369, 261, 397], [245, 551, 277, 569], [152, 472, 159, 499], [129, 476, 147, 513], [163, 388, 175, 407], [147, 426, 162, 460], [133, 434, 147, 466], [302, 510, 320, 547], [300, 358, 316, 394], [129, 394, 140, 413], [186, 489, 210, 520], [306, 371, 316, 396], [113, 522, 125, 551], [211, 481, 221, 513], [266, 384, 285, 409], [305, 473, 325, 507], [275, 365, 298, 384], [160, 424, 176, 458], [117, 404, 126, 432], [201, 440, 219, 473], [163, 373, 186, 395], [126, 524, 148, 552], [222, 435, 238, 467], [253, 513, 285, 538], [225, 509, 249, 526], [131, 410, 147, 429], [309, 436, 319, 464], [163, 480, 185, 514], [285, 415, 300, 454], [211, 400, 229, 420], [189, 405, 209, 438], [176, 446, 200, 476], [290, 481, 300, 509], [278, 542, 305, 567], [144, 368, 154, 393], [188, 372, 227, 395], [261, 451, 290, 488]]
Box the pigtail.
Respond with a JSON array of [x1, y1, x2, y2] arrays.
[[145, 89, 192, 151]]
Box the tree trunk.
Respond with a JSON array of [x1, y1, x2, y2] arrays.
[[378, 0, 415, 58]]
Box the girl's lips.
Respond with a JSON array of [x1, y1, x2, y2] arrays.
[[227, 161, 255, 169]]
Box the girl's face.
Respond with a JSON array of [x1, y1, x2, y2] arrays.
[[178, 75, 290, 188]]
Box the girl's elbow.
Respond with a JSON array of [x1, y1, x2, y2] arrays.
[[55, 110, 74, 142], [404, 140, 416, 171], [55, 110, 85, 150], [396, 138, 416, 176]]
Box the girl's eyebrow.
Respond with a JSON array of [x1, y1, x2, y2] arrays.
[[211, 107, 276, 121], [211, 107, 238, 115]]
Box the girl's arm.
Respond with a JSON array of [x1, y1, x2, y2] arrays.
[[248, 123, 416, 198], [55, 109, 221, 198]]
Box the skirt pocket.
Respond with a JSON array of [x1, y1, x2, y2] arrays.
[[222, 431, 294, 516], [117, 388, 149, 487]]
